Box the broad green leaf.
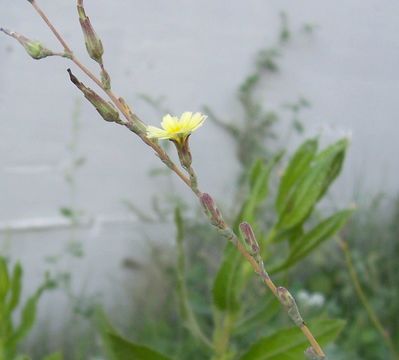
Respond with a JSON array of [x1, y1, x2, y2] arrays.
[[315, 139, 348, 200], [0, 257, 10, 301], [234, 298, 280, 336], [276, 138, 318, 214], [239, 318, 346, 360], [106, 332, 173, 360], [213, 158, 276, 312], [271, 209, 354, 273], [212, 243, 242, 312], [6, 284, 47, 350], [42, 353, 63, 360], [277, 139, 348, 230], [7, 262, 22, 312]]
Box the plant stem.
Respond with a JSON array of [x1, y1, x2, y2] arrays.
[[27, 2, 327, 357], [339, 237, 399, 359], [30, 0, 193, 191]]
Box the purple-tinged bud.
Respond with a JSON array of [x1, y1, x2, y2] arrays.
[[101, 68, 111, 90], [1, 28, 55, 60], [67, 69, 121, 123], [239, 222, 260, 254], [200, 193, 225, 229], [277, 287, 304, 326], [305, 347, 325, 360], [77, 0, 104, 64]]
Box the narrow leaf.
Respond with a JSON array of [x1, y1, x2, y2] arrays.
[[239, 318, 346, 360], [106, 332, 173, 360], [276, 138, 318, 214], [271, 209, 354, 273], [7, 262, 22, 312]]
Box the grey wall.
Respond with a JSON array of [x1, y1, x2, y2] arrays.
[[0, 0, 399, 340]]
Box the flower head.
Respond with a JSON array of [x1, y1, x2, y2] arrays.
[[147, 112, 206, 143]]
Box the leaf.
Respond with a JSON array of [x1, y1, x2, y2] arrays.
[[6, 284, 47, 350], [106, 332, 173, 360], [212, 243, 242, 312], [0, 256, 10, 301], [42, 353, 63, 360], [277, 139, 348, 230], [315, 139, 348, 200], [271, 209, 354, 274], [276, 138, 318, 214], [212, 158, 276, 312], [7, 262, 22, 313], [239, 318, 346, 360], [234, 298, 280, 336]]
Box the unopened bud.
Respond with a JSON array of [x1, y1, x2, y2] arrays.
[[239, 222, 260, 255], [175, 136, 193, 170], [1, 28, 55, 60], [305, 347, 326, 360], [67, 69, 120, 123], [277, 287, 304, 326], [200, 193, 225, 229], [77, 1, 104, 64], [101, 68, 111, 90]]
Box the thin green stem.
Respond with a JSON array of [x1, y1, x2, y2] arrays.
[[339, 237, 399, 359]]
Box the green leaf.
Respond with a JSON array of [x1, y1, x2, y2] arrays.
[[212, 158, 276, 312], [42, 353, 63, 360], [234, 298, 280, 336], [242, 158, 275, 222], [212, 243, 242, 312], [277, 139, 348, 230], [315, 138, 348, 200], [271, 209, 354, 274], [239, 318, 346, 360], [6, 284, 47, 350], [0, 257, 10, 301], [106, 332, 173, 360], [7, 262, 22, 313], [276, 138, 318, 214]]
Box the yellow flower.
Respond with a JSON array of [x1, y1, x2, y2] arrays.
[[147, 112, 206, 143]]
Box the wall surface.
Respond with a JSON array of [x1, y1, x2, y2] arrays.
[[0, 0, 398, 342]]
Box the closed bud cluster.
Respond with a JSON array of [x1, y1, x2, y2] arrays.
[[305, 347, 326, 360], [67, 69, 121, 123], [1, 28, 55, 60], [77, 0, 104, 64], [200, 193, 225, 229], [276, 287, 304, 326]]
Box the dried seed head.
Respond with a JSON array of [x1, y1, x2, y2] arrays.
[[276, 287, 304, 326], [1, 28, 55, 60], [77, 1, 104, 64], [67, 69, 121, 123]]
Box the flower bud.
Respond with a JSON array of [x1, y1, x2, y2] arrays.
[[200, 193, 225, 229], [239, 222, 260, 255], [67, 69, 121, 123], [305, 347, 325, 360], [1, 28, 55, 60], [276, 287, 304, 326], [77, 1, 104, 64], [101, 68, 111, 90]]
